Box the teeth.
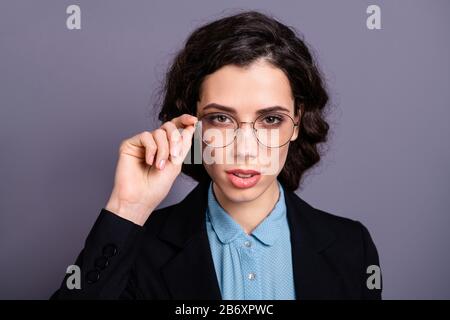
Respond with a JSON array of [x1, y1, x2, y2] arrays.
[[233, 173, 253, 178]]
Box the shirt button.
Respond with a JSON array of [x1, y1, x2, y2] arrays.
[[244, 240, 252, 248], [248, 272, 256, 280]]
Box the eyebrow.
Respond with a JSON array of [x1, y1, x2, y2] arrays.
[[202, 103, 291, 115]]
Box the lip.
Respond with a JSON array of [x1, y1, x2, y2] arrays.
[[225, 169, 261, 175], [225, 169, 261, 189]]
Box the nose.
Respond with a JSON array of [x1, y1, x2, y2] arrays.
[[234, 123, 258, 160]]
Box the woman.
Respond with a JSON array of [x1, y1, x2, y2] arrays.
[[52, 10, 381, 300]]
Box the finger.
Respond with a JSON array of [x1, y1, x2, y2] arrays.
[[180, 124, 197, 159], [152, 129, 170, 170], [125, 131, 156, 165], [140, 131, 157, 166], [171, 114, 198, 129], [161, 121, 182, 160], [169, 125, 196, 166]]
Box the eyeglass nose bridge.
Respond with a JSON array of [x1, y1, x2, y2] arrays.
[[233, 121, 260, 139], [198, 116, 299, 148]]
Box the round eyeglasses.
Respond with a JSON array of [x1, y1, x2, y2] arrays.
[[196, 112, 299, 148]]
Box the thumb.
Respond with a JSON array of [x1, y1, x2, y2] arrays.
[[169, 124, 197, 166], [181, 124, 197, 159]]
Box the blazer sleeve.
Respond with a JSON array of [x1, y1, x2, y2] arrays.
[[358, 221, 383, 300], [50, 209, 145, 300]]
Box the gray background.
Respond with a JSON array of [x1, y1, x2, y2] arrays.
[[1, 0, 449, 299]]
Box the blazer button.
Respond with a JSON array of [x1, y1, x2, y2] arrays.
[[95, 256, 109, 270], [86, 270, 100, 284], [102, 243, 118, 257]]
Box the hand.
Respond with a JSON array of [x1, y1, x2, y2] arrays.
[[105, 114, 198, 226]]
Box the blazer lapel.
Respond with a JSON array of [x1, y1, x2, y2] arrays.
[[284, 189, 346, 299], [157, 179, 345, 300], [157, 180, 222, 299]]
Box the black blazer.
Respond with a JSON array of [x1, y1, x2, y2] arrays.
[[51, 180, 382, 300]]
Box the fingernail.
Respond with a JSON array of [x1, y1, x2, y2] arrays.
[[158, 159, 165, 170]]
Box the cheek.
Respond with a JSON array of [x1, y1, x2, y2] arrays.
[[278, 145, 290, 163], [203, 154, 227, 180], [258, 145, 290, 176], [203, 161, 224, 180], [277, 145, 290, 174]]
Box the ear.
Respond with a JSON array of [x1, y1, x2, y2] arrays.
[[290, 104, 303, 142]]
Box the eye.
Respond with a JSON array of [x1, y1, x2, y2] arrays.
[[205, 113, 234, 125], [262, 114, 283, 125]]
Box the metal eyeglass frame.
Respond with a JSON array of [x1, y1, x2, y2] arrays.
[[196, 112, 299, 148]]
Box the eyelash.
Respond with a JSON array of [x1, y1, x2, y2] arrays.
[[205, 113, 285, 125], [262, 115, 283, 124], [210, 114, 232, 123]]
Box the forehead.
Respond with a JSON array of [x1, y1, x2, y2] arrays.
[[197, 59, 294, 113]]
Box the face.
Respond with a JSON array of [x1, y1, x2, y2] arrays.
[[196, 58, 300, 204]]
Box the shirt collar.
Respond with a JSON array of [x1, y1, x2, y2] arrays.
[[206, 180, 287, 246]]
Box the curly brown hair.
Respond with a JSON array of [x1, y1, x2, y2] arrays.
[[157, 10, 330, 191]]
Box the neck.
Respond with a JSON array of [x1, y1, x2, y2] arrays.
[[212, 180, 280, 234]]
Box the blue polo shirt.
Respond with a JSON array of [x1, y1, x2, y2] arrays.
[[205, 181, 296, 300]]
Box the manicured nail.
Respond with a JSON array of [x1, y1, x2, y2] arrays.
[[158, 159, 165, 170]]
